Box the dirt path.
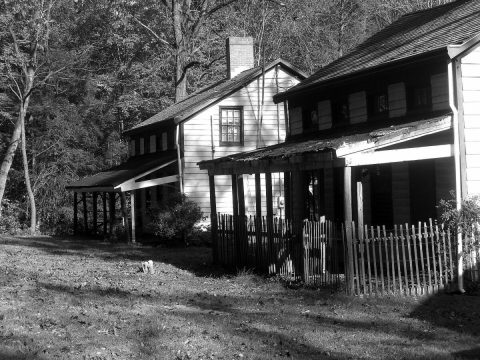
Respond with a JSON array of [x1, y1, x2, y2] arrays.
[[0, 235, 479, 360]]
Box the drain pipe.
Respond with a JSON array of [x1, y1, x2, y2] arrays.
[[448, 60, 465, 293], [176, 124, 184, 194]]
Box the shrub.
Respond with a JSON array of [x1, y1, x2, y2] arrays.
[[0, 199, 25, 235], [40, 205, 74, 236], [438, 191, 480, 253], [147, 194, 203, 245]]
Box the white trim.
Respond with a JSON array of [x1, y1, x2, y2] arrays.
[[132, 159, 176, 182], [335, 116, 452, 157], [343, 145, 454, 166], [117, 175, 179, 192]]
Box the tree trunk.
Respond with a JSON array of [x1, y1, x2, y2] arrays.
[[172, 0, 188, 102], [21, 116, 36, 234], [0, 112, 23, 216], [0, 68, 34, 216]]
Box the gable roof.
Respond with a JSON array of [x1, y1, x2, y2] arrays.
[[124, 59, 306, 135], [275, 0, 480, 101]]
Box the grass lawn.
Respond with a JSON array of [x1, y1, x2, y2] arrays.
[[0, 235, 479, 360]]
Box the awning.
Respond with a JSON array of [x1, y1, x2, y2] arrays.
[[198, 114, 453, 175], [66, 152, 179, 192]]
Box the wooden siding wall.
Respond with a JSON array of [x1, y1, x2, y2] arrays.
[[349, 92, 367, 124], [392, 162, 410, 224], [461, 45, 480, 196], [431, 72, 449, 111], [183, 67, 301, 217], [318, 100, 332, 130], [289, 107, 302, 135], [388, 83, 407, 118]]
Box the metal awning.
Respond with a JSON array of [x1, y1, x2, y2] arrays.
[[66, 152, 179, 193], [198, 114, 453, 175]]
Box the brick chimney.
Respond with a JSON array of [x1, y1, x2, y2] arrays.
[[226, 37, 254, 79]]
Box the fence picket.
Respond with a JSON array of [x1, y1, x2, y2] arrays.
[[377, 226, 386, 295], [435, 223, 444, 289], [365, 225, 373, 296], [423, 222, 432, 294], [394, 226, 402, 295], [429, 219, 438, 293], [400, 225, 409, 296], [370, 226, 379, 295], [405, 225, 414, 296]]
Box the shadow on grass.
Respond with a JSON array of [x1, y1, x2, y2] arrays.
[[0, 235, 221, 277]]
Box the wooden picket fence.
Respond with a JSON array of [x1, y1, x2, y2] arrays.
[[215, 215, 479, 296], [215, 214, 344, 288], [344, 220, 456, 296]]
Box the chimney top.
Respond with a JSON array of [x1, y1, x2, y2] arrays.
[[226, 37, 255, 79]]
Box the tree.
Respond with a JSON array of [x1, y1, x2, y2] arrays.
[[128, 0, 242, 102], [0, 0, 78, 232]]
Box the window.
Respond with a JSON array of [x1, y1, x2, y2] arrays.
[[408, 85, 431, 111], [331, 97, 349, 126], [220, 107, 243, 146], [371, 92, 389, 115]]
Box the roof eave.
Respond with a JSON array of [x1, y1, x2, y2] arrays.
[[448, 33, 480, 59]]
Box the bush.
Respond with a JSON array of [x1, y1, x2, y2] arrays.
[[40, 205, 74, 236], [438, 191, 480, 253], [0, 199, 26, 235], [147, 194, 203, 245]]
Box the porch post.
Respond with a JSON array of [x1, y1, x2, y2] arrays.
[[102, 192, 107, 236], [130, 191, 136, 243], [109, 192, 115, 238], [255, 173, 262, 268], [265, 172, 274, 274], [231, 175, 239, 217], [357, 181, 364, 239], [237, 175, 246, 266], [73, 192, 78, 235], [120, 192, 131, 243], [92, 192, 98, 236], [82, 193, 88, 234], [344, 166, 355, 294], [209, 175, 218, 264], [231, 175, 239, 267]]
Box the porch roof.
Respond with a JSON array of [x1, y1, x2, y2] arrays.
[[66, 152, 178, 192], [198, 114, 453, 175]]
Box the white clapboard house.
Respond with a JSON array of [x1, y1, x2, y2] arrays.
[[200, 0, 480, 230], [67, 37, 305, 239]]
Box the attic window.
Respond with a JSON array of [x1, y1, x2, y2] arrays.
[[220, 107, 243, 146]]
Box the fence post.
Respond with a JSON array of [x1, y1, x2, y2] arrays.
[[209, 175, 219, 264], [344, 167, 355, 295]]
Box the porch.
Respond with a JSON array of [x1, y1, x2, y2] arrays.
[[197, 115, 475, 295], [66, 152, 180, 241]]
